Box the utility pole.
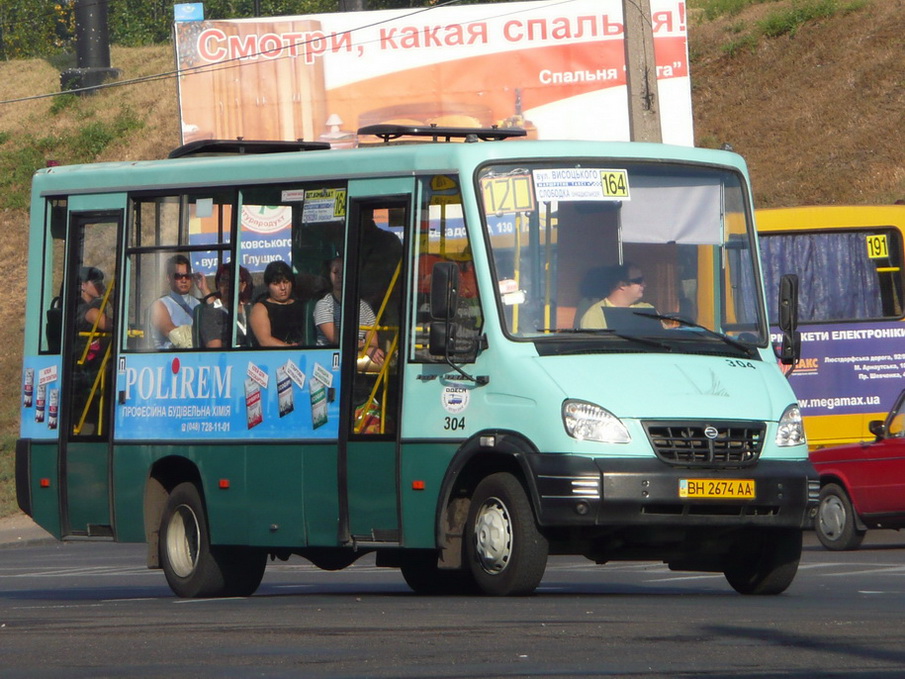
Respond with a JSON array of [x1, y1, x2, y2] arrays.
[[339, 0, 367, 10], [60, 0, 120, 94], [622, 0, 662, 142]]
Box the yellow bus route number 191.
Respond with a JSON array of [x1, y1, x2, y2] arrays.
[[866, 233, 889, 259]]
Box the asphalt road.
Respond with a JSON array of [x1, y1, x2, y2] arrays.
[[2, 529, 905, 678]]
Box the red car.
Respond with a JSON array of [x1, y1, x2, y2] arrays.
[[810, 389, 905, 550]]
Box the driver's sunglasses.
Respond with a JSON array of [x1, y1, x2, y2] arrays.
[[627, 276, 645, 285], [173, 272, 193, 281]]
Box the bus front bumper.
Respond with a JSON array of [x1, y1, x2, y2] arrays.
[[525, 454, 818, 530]]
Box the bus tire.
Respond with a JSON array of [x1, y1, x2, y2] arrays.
[[159, 482, 266, 598], [465, 472, 548, 596], [723, 527, 801, 595], [815, 483, 865, 551], [399, 551, 478, 595]]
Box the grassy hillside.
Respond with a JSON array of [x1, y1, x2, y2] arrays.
[[1, 0, 903, 516], [690, 0, 905, 207], [0, 46, 180, 515]]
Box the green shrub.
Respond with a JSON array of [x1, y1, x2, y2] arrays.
[[689, 0, 779, 21], [50, 94, 79, 116], [0, 107, 144, 210], [759, 0, 868, 37], [722, 33, 760, 56]]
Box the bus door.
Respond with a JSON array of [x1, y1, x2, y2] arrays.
[[61, 211, 122, 537], [339, 185, 409, 545]]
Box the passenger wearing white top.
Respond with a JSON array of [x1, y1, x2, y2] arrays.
[[313, 257, 384, 366], [150, 254, 209, 349]]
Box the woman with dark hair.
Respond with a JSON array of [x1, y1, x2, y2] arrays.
[[197, 263, 254, 348], [249, 259, 307, 346]]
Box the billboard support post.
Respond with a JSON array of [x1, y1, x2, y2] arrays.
[[623, 0, 662, 142]]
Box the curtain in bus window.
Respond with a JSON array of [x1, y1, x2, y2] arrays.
[[619, 177, 721, 245], [727, 236, 758, 325], [761, 232, 882, 322]]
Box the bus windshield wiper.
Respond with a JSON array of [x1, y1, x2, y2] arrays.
[[630, 311, 758, 357]]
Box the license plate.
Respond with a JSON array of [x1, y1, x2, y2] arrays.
[[679, 479, 755, 499]]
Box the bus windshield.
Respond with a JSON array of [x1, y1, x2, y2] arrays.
[[477, 160, 765, 355]]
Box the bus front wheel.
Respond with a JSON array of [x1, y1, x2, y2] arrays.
[[159, 482, 266, 598], [465, 473, 548, 596], [723, 527, 802, 595]]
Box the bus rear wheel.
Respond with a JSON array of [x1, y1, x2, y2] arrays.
[[159, 481, 266, 598], [465, 473, 548, 596], [723, 527, 802, 595]]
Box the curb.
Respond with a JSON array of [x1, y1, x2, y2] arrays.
[[0, 513, 55, 548]]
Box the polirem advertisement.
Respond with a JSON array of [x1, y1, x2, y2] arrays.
[[174, 0, 692, 147]]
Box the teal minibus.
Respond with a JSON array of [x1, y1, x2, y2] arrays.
[[16, 128, 816, 598]]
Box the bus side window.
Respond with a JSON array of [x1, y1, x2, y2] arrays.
[[241, 184, 345, 349], [40, 199, 67, 354], [760, 229, 903, 323], [411, 176, 482, 363], [125, 193, 232, 352]]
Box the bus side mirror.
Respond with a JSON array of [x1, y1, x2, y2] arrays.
[[429, 262, 459, 356], [430, 262, 459, 322], [778, 273, 801, 365]]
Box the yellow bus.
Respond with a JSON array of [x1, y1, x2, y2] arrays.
[[757, 205, 905, 449]]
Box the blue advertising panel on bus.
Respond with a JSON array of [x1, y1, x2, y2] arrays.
[[20, 357, 63, 439], [779, 320, 905, 416], [113, 350, 340, 440]]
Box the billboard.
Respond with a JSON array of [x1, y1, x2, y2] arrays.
[[174, 0, 692, 147]]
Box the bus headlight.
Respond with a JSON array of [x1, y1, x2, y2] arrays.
[[562, 400, 631, 443], [776, 404, 806, 447]]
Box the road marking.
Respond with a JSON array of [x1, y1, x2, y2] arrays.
[[646, 574, 724, 583], [818, 565, 905, 577]]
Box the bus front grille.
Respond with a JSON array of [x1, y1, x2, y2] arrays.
[[642, 421, 765, 467]]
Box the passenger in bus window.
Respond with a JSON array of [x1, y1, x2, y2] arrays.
[[249, 259, 307, 347], [314, 257, 384, 365], [77, 266, 112, 336], [578, 263, 654, 329], [149, 254, 209, 349], [197, 264, 253, 348], [73, 266, 113, 433]]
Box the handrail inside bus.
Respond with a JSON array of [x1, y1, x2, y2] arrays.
[[357, 124, 527, 144], [168, 139, 332, 158]]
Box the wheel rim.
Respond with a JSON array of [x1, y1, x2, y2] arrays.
[[473, 496, 513, 575], [818, 496, 846, 540], [166, 503, 201, 578]]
